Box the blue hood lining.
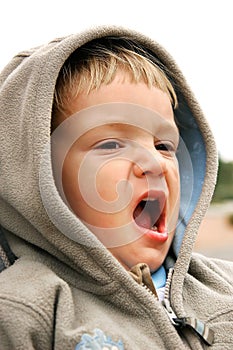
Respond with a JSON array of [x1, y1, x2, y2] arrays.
[[172, 101, 206, 257]]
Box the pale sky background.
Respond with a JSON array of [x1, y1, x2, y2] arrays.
[[1, 0, 232, 161]]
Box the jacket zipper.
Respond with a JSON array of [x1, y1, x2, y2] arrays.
[[162, 268, 214, 346], [162, 268, 180, 325], [142, 282, 159, 300], [130, 263, 214, 345], [142, 269, 214, 345]]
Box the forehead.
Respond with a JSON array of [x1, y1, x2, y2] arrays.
[[52, 103, 179, 148], [68, 75, 174, 119]]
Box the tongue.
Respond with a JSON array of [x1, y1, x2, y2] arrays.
[[134, 205, 152, 229]]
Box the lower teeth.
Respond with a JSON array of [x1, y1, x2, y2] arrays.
[[151, 225, 158, 231]]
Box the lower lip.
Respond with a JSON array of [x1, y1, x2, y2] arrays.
[[146, 229, 168, 242], [135, 223, 169, 243]]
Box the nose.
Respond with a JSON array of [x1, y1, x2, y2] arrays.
[[132, 146, 167, 178]]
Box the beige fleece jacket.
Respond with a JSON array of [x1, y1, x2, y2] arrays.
[[0, 26, 233, 350]]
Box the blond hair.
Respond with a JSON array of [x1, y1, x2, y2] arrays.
[[52, 37, 178, 126]]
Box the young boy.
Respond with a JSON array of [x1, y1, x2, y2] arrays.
[[0, 27, 233, 350]]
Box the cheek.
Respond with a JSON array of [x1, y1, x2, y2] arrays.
[[67, 156, 133, 216], [62, 152, 84, 204], [166, 160, 180, 231], [96, 166, 118, 202], [166, 159, 180, 212], [95, 160, 131, 202], [167, 158, 180, 188]]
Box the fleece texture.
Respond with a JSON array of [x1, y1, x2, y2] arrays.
[[0, 26, 233, 350]]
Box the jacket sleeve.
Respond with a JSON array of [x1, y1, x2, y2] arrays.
[[0, 297, 53, 350]]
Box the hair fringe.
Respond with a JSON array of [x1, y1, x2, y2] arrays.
[[52, 38, 178, 126]]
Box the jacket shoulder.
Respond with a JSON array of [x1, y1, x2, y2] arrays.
[[0, 258, 71, 326], [190, 252, 233, 282], [0, 258, 66, 349]]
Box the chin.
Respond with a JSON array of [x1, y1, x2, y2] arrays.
[[144, 259, 163, 273], [129, 251, 166, 272]]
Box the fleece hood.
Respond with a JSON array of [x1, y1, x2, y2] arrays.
[[0, 26, 218, 288]]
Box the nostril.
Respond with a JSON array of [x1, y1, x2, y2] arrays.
[[133, 161, 165, 178], [133, 164, 154, 178], [142, 170, 152, 176]]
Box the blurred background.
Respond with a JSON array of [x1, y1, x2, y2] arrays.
[[194, 160, 233, 260], [1, 0, 232, 260]]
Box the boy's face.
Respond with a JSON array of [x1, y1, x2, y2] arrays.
[[54, 73, 180, 272]]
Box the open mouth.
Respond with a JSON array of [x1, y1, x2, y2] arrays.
[[133, 194, 166, 233]]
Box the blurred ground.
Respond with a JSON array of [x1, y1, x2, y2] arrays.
[[194, 201, 233, 261]]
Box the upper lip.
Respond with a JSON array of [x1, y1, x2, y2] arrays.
[[135, 190, 166, 209]]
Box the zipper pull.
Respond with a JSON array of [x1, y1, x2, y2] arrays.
[[162, 298, 183, 326], [162, 299, 214, 345], [181, 317, 214, 346]]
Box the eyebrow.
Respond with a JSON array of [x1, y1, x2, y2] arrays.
[[91, 122, 179, 143]]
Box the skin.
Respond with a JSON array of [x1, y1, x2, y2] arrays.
[[54, 72, 180, 272]]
